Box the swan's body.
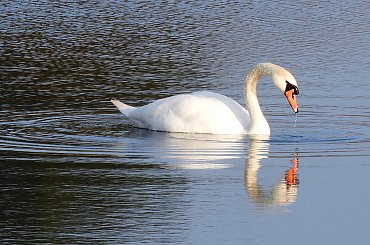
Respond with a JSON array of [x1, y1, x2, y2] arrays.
[[112, 91, 250, 134], [111, 63, 299, 135]]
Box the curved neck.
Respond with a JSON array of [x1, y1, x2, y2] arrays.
[[244, 64, 272, 135]]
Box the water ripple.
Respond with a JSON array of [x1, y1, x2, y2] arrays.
[[1, 112, 246, 164], [1, 111, 370, 165], [2, 1, 370, 244]]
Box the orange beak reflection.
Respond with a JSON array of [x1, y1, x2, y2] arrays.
[[285, 89, 299, 113]]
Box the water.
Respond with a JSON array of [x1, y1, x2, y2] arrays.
[[1, 1, 370, 244]]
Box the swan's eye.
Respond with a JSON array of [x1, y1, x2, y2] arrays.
[[285, 81, 299, 95]]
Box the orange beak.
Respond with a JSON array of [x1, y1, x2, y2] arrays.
[[284, 89, 299, 113]]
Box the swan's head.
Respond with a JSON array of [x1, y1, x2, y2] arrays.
[[268, 63, 299, 113]]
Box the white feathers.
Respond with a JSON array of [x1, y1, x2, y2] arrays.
[[112, 92, 250, 134]]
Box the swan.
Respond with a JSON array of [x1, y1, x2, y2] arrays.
[[111, 63, 299, 135]]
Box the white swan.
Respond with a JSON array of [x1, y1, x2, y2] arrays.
[[111, 63, 299, 135]]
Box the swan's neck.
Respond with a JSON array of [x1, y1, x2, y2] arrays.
[[244, 64, 271, 135]]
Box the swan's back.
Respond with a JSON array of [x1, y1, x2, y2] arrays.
[[120, 91, 250, 134]]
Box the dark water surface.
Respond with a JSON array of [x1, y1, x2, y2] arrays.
[[1, 1, 370, 244]]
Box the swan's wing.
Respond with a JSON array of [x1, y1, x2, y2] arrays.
[[125, 92, 250, 134]]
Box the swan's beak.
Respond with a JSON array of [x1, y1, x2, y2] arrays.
[[284, 89, 299, 113]]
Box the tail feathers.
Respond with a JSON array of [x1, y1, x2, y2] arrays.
[[111, 99, 135, 115]]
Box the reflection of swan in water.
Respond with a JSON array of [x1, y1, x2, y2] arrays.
[[245, 137, 299, 206], [125, 128, 245, 169]]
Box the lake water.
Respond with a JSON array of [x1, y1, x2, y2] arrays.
[[1, 1, 370, 244]]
